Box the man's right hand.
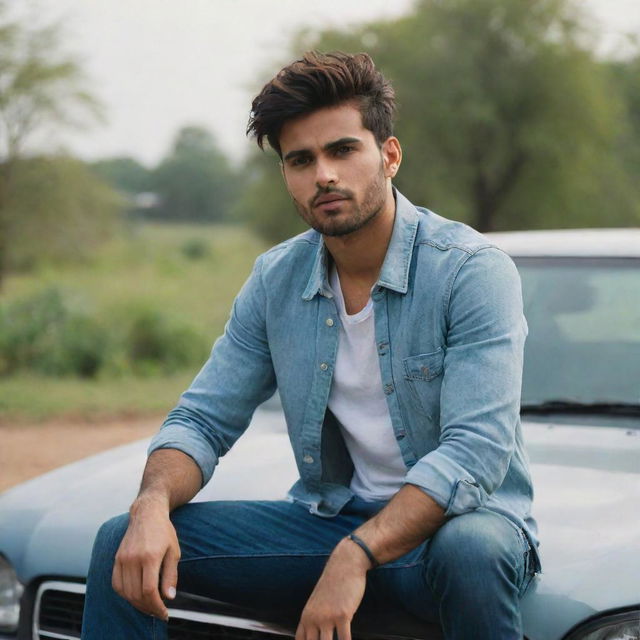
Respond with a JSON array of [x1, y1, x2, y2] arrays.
[[112, 494, 180, 621]]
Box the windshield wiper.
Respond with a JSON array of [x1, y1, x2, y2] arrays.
[[521, 400, 640, 417]]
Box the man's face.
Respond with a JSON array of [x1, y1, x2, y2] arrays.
[[279, 103, 397, 237]]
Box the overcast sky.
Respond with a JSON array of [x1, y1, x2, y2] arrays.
[[39, 0, 640, 167]]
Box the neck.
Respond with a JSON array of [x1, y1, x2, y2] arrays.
[[324, 184, 396, 286]]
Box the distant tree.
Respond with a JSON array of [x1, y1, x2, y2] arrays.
[[609, 54, 640, 202], [232, 151, 306, 244], [91, 156, 153, 195], [152, 126, 239, 222], [4, 155, 120, 272], [0, 1, 103, 288], [242, 0, 639, 239]]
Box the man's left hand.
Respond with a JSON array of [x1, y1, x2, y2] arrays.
[[296, 537, 371, 640]]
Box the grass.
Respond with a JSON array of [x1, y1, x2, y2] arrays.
[[1, 221, 270, 421], [5, 222, 268, 338], [0, 371, 197, 422]]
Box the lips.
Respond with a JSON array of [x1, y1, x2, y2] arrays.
[[314, 194, 349, 207]]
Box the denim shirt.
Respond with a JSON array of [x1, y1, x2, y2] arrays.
[[149, 189, 539, 555]]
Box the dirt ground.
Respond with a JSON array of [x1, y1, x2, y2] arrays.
[[0, 414, 163, 493]]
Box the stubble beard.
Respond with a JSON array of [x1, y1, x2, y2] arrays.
[[292, 162, 388, 238]]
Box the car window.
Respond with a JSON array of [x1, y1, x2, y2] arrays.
[[515, 257, 640, 406]]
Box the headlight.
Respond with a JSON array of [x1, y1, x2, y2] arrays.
[[0, 555, 23, 632], [564, 610, 640, 640]]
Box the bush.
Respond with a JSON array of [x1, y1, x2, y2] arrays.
[[0, 288, 108, 378], [0, 289, 207, 378], [180, 237, 211, 260], [121, 305, 207, 376]]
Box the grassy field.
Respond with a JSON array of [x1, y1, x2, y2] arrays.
[[0, 222, 270, 421]]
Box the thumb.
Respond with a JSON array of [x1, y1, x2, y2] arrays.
[[161, 548, 179, 600]]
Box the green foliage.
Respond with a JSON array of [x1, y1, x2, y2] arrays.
[[180, 237, 211, 260], [1, 223, 268, 389], [0, 288, 207, 379], [3, 155, 122, 272], [0, 287, 108, 377], [91, 156, 153, 195], [241, 0, 640, 237], [115, 303, 207, 377], [232, 151, 307, 244], [0, 1, 105, 286], [0, 2, 102, 161], [152, 125, 240, 222]]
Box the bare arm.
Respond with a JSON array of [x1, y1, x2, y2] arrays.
[[112, 449, 202, 621], [296, 484, 445, 640]]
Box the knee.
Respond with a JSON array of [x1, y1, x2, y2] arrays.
[[427, 510, 518, 579]]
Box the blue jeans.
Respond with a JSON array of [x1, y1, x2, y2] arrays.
[[82, 498, 535, 639]]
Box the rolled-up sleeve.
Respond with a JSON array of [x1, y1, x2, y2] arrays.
[[404, 247, 527, 516], [147, 254, 277, 487]]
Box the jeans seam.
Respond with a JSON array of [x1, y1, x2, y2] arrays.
[[179, 551, 330, 563]]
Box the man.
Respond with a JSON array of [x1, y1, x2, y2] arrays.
[[83, 51, 539, 640]]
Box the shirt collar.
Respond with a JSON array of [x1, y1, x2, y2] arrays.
[[302, 188, 419, 301]]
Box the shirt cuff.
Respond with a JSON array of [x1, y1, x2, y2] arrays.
[[147, 424, 219, 488], [403, 448, 489, 516]]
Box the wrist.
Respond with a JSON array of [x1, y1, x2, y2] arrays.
[[333, 536, 375, 573], [130, 491, 170, 518]]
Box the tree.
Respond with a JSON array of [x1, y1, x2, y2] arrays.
[[0, 1, 103, 288], [91, 156, 153, 195], [4, 155, 120, 272], [152, 126, 239, 222], [242, 0, 639, 238]]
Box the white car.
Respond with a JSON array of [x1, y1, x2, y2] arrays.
[[1, 228, 639, 640]]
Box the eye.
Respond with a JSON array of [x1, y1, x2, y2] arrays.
[[335, 144, 354, 156], [289, 155, 311, 168]]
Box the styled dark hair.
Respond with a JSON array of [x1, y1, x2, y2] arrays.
[[247, 51, 396, 156]]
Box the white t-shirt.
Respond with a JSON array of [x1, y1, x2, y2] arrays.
[[327, 266, 406, 501]]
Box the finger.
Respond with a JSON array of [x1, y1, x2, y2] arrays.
[[111, 560, 124, 598], [337, 620, 352, 640], [160, 547, 179, 601], [320, 625, 335, 640], [122, 561, 142, 605], [295, 622, 305, 640], [142, 561, 168, 620]]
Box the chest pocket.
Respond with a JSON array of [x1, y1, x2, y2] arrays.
[[402, 348, 445, 422]]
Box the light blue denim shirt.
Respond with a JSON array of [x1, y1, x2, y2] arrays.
[[149, 189, 539, 556]]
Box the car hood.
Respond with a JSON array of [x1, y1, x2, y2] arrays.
[[1, 413, 638, 639]]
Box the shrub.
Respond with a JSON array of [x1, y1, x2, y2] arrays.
[[180, 237, 211, 260], [0, 288, 108, 378], [113, 304, 207, 376]]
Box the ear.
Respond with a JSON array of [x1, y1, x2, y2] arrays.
[[381, 137, 402, 179]]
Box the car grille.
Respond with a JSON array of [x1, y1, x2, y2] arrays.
[[34, 581, 293, 640]]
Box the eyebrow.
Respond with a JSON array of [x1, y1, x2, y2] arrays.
[[283, 137, 362, 163]]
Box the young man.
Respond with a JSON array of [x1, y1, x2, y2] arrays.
[[83, 52, 539, 640]]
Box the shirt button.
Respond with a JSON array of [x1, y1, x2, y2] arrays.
[[325, 318, 334, 327], [320, 362, 328, 371], [384, 383, 394, 395], [303, 454, 314, 464]]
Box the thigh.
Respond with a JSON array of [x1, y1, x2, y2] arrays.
[[171, 500, 365, 611]]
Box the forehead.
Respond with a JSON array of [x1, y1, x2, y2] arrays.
[[279, 103, 373, 154]]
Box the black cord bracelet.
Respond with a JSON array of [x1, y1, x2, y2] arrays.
[[347, 533, 379, 568]]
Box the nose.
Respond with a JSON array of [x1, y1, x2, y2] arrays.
[[314, 157, 338, 188]]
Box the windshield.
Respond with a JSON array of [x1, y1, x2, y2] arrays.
[[515, 257, 640, 407]]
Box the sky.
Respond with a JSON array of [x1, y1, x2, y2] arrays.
[[34, 0, 640, 167]]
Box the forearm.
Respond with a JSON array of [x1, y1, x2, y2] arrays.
[[339, 484, 446, 567], [132, 448, 203, 515]]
